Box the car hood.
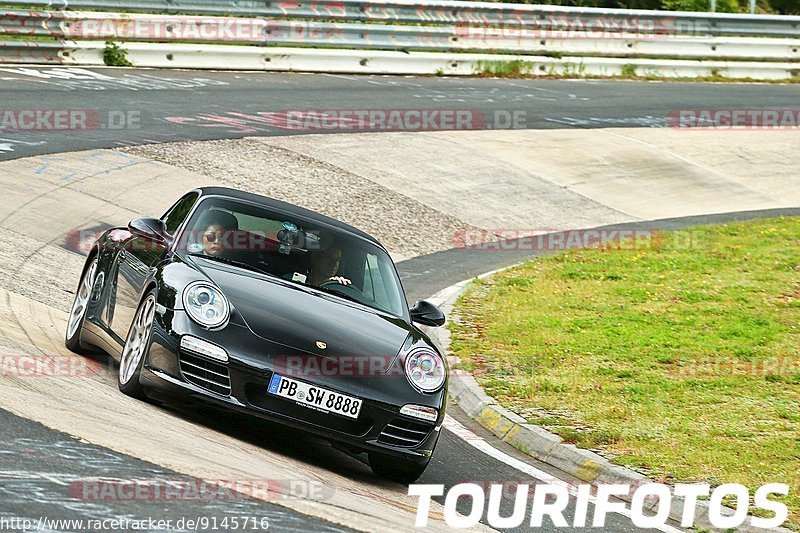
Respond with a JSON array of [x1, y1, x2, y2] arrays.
[[188, 256, 411, 372]]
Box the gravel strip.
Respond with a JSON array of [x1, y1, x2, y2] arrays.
[[124, 139, 474, 261]]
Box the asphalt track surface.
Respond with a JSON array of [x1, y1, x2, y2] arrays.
[[1, 67, 799, 532], [0, 408, 351, 533], [2, 66, 800, 160]]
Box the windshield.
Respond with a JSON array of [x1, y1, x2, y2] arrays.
[[175, 197, 407, 317]]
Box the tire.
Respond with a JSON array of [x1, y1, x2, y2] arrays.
[[65, 256, 99, 354], [118, 289, 157, 400], [369, 452, 429, 484]]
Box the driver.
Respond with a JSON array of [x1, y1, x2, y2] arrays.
[[308, 240, 351, 286], [196, 210, 238, 257]]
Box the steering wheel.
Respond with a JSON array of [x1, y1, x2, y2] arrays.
[[319, 280, 364, 300]]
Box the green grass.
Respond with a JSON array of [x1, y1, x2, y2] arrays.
[[450, 218, 800, 528], [467, 58, 800, 83], [474, 59, 534, 77]]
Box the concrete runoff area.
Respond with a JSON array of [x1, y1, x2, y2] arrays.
[[0, 128, 797, 531], [255, 128, 799, 225]]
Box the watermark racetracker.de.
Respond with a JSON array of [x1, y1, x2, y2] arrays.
[[68, 477, 334, 503], [451, 228, 702, 251], [63, 225, 704, 259], [163, 109, 529, 133], [67, 13, 679, 42], [454, 14, 678, 41], [1, 354, 102, 378], [0, 109, 140, 131], [667, 109, 800, 129], [670, 356, 800, 378]]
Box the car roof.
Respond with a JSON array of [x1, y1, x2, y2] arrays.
[[197, 186, 384, 249]]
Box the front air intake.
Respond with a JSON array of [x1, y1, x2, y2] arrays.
[[179, 350, 231, 396], [378, 416, 434, 447]]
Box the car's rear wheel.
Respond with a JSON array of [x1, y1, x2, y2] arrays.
[[118, 289, 157, 400], [369, 452, 429, 483], [65, 256, 98, 354]]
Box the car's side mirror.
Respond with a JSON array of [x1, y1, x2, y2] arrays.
[[410, 300, 446, 327], [128, 217, 168, 244]]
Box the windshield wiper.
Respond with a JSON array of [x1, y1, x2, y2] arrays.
[[188, 253, 276, 278]]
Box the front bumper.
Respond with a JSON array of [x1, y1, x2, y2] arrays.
[[140, 309, 446, 464]]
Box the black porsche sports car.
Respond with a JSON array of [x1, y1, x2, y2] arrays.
[[65, 187, 448, 482]]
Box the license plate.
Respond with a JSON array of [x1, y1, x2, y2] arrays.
[[268, 373, 362, 419]]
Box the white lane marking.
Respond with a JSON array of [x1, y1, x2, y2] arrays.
[[443, 415, 683, 533], [0, 138, 47, 154], [320, 73, 361, 81]]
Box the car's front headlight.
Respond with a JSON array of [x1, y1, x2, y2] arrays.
[[182, 281, 230, 329], [405, 348, 446, 393]]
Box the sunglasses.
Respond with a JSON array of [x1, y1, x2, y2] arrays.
[[203, 232, 226, 243]]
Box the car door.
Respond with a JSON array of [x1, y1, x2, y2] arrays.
[[108, 234, 168, 343], [108, 192, 200, 344]]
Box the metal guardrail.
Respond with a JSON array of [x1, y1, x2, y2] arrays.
[[2, 40, 797, 81], [0, 1, 798, 78], [1, 8, 799, 62], [5, 0, 800, 38], [0, 38, 63, 63]]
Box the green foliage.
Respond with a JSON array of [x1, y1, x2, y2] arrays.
[[103, 41, 132, 67], [620, 64, 638, 77], [483, 0, 791, 14], [560, 61, 586, 77], [768, 0, 800, 13], [474, 59, 533, 77], [662, 0, 740, 12]]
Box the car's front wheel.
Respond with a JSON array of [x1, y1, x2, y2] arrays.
[[65, 256, 98, 354], [118, 289, 157, 400], [369, 452, 430, 484]]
